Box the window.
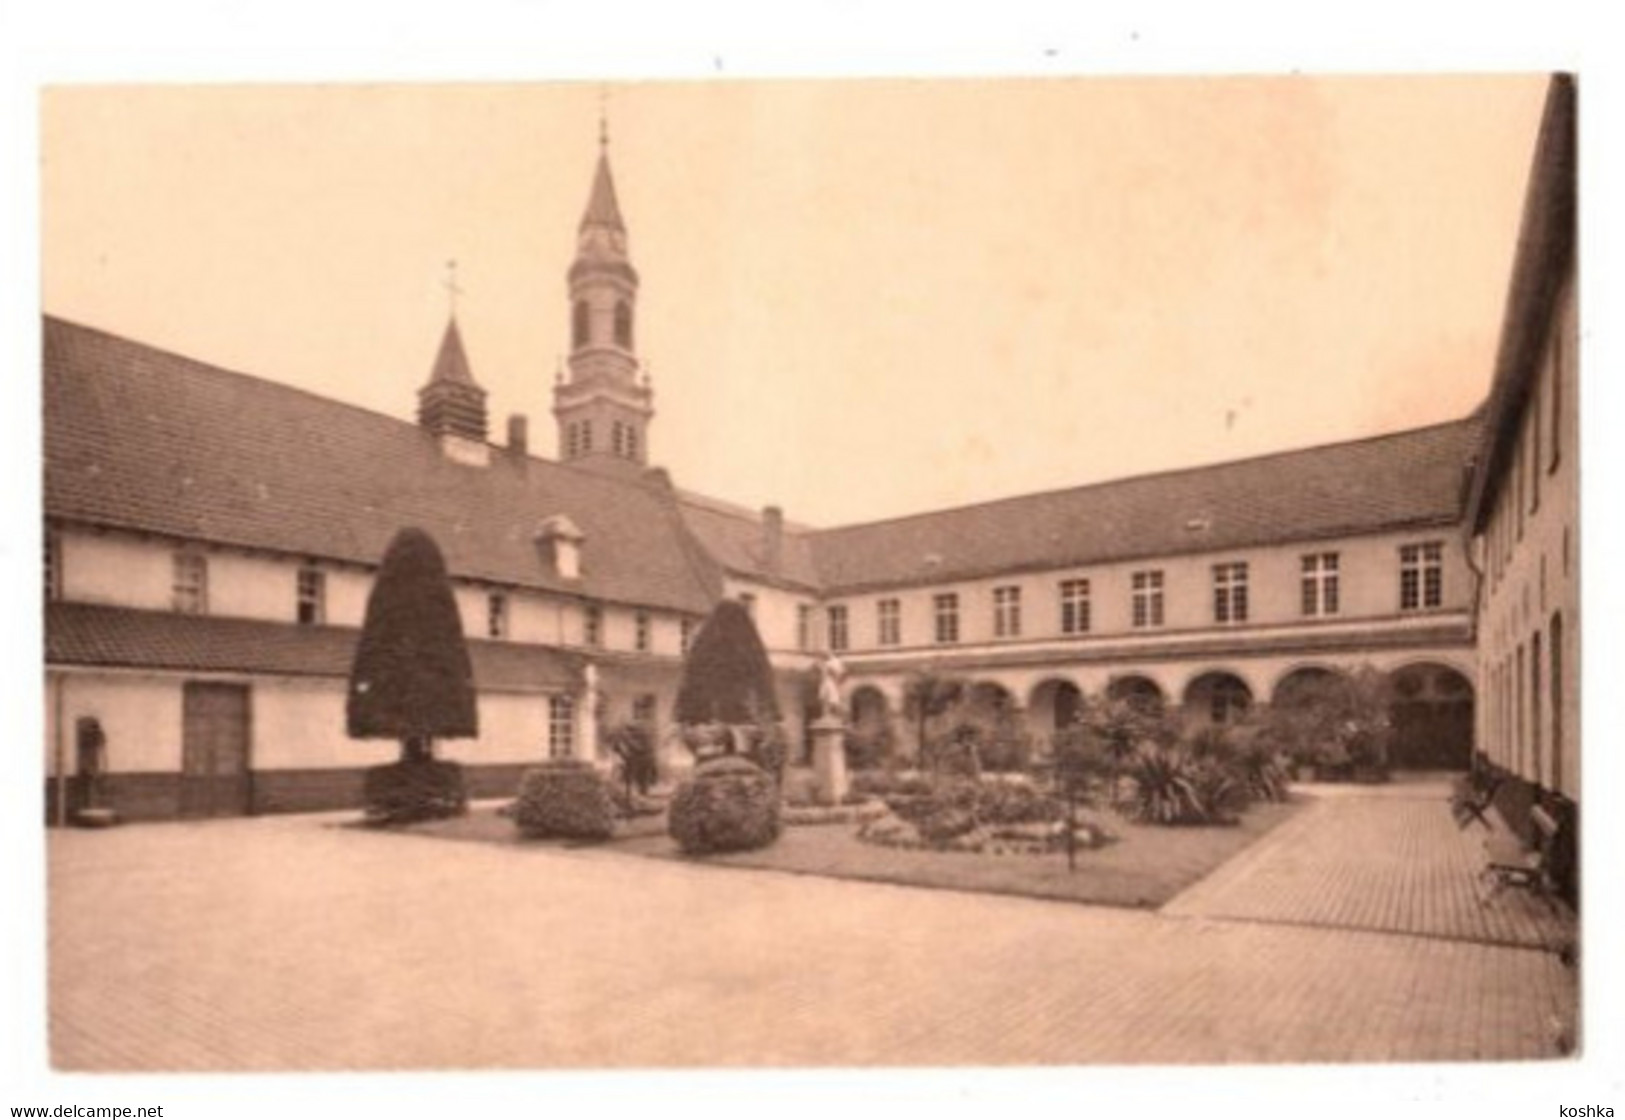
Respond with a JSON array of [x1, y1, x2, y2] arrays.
[[1531, 385, 1542, 513], [1530, 632, 1543, 784], [632, 693, 658, 727], [1550, 612, 1564, 793], [1515, 440, 1525, 541], [634, 610, 651, 653], [1399, 542, 1444, 611], [548, 695, 576, 759], [572, 300, 590, 349], [877, 598, 901, 647], [1300, 553, 1339, 617], [614, 301, 634, 349], [584, 604, 602, 647], [298, 566, 327, 626], [580, 421, 593, 454], [45, 529, 60, 602], [827, 605, 849, 652], [796, 604, 813, 651], [1059, 578, 1091, 635], [1549, 328, 1563, 472], [612, 421, 626, 458], [679, 618, 694, 655], [933, 593, 960, 644], [990, 585, 1021, 638], [565, 422, 578, 458], [625, 425, 638, 461], [1131, 570, 1164, 629], [1212, 563, 1248, 624], [172, 552, 208, 614]]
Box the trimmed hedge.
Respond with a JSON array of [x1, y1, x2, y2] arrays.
[[667, 755, 780, 855], [514, 759, 617, 841], [363, 758, 467, 825]]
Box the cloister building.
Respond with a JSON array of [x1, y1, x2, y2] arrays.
[[43, 82, 1575, 826]]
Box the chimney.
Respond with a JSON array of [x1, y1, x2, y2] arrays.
[[508, 414, 529, 456], [762, 505, 784, 576]]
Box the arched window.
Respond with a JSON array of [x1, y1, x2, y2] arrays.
[[613, 300, 634, 349], [1550, 612, 1563, 793], [572, 300, 591, 349], [625, 424, 638, 461]]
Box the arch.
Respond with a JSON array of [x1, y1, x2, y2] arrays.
[[965, 681, 1016, 720], [1272, 665, 1343, 709], [1183, 671, 1253, 725], [571, 299, 591, 349], [843, 684, 894, 770], [613, 300, 634, 349], [1108, 674, 1166, 714], [1386, 661, 1475, 771], [1028, 677, 1083, 734]]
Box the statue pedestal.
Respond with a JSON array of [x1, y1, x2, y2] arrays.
[[809, 716, 848, 807]]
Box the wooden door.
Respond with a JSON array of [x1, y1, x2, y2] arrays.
[[181, 683, 252, 817]]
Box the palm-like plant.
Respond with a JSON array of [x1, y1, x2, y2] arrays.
[[901, 670, 966, 769]]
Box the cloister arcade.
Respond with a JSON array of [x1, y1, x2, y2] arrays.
[[838, 648, 1476, 771]]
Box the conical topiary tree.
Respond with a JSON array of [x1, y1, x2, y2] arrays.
[[347, 527, 476, 821], [673, 599, 781, 728]]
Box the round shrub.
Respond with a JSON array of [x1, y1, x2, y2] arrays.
[[513, 759, 617, 841], [667, 755, 780, 855]]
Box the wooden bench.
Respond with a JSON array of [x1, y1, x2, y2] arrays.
[[1449, 773, 1502, 830], [1480, 803, 1564, 906]]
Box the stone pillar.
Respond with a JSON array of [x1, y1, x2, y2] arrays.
[[810, 716, 848, 806]]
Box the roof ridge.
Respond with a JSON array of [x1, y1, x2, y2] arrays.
[[811, 414, 1481, 538]]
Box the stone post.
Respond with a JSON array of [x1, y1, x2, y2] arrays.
[[810, 715, 848, 806]]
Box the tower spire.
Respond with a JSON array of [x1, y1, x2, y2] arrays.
[[555, 119, 651, 468]]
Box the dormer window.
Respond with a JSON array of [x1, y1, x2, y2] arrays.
[[536, 515, 585, 580]]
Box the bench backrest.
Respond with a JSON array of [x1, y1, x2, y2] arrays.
[[1531, 804, 1560, 840]]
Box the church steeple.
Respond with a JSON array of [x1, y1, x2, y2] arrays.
[[419, 302, 491, 466], [554, 119, 653, 467]]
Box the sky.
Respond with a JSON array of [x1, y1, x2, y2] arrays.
[[41, 75, 1551, 527]]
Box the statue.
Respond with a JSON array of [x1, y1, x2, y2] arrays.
[[817, 653, 846, 720]]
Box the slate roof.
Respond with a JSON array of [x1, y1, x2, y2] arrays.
[[807, 418, 1482, 595], [43, 317, 718, 614], [675, 491, 823, 590], [427, 318, 477, 387], [580, 151, 626, 232], [46, 602, 580, 691], [1466, 74, 1576, 532]]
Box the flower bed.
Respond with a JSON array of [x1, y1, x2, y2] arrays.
[[780, 799, 889, 827]]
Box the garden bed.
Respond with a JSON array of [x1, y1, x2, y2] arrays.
[[611, 794, 1303, 909], [395, 788, 1303, 909]]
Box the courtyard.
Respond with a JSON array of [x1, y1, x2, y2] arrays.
[[47, 776, 1575, 1070]]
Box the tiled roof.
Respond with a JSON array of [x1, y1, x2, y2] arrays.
[[1466, 74, 1576, 532], [43, 317, 716, 615], [808, 419, 1482, 594], [46, 602, 580, 691], [675, 491, 822, 590]]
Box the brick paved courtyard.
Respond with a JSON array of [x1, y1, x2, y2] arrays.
[[47, 779, 1577, 1069]]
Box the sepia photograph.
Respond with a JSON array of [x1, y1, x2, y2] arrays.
[[12, 6, 1614, 1115]]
